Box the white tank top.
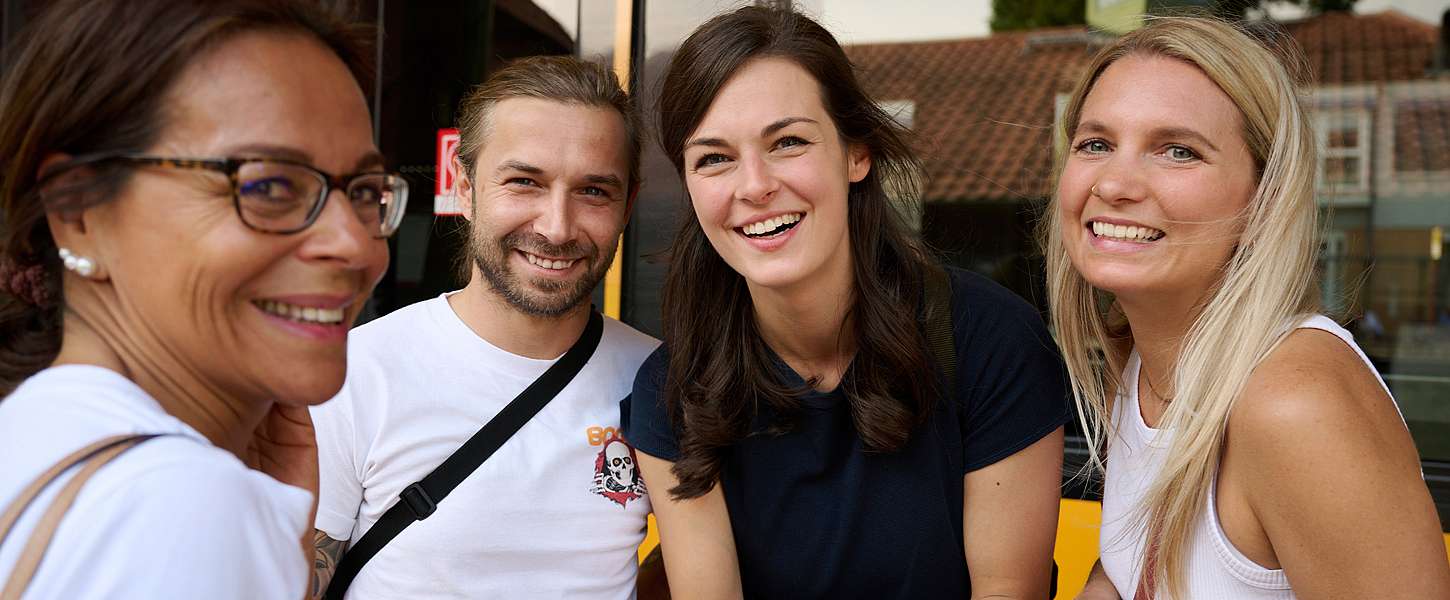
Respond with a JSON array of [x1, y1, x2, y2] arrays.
[[1097, 315, 1397, 599]]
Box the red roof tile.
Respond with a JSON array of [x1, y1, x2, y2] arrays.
[[1282, 11, 1438, 84], [847, 27, 1099, 202], [844, 11, 1443, 202]]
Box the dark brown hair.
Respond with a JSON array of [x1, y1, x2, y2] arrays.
[[452, 55, 642, 281], [0, 0, 372, 395], [657, 5, 938, 499]]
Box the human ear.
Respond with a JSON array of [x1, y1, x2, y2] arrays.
[[454, 157, 475, 222], [847, 144, 871, 183], [37, 153, 110, 282]]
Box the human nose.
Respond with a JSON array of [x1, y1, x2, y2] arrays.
[[534, 186, 575, 245], [1089, 153, 1148, 205], [735, 152, 780, 205], [300, 188, 380, 267]]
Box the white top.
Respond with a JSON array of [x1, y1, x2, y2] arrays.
[[1099, 315, 1396, 599], [0, 365, 314, 599], [313, 294, 659, 599]]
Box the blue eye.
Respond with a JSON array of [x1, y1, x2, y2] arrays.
[[1075, 139, 1110, 154], [1166, 145, 1200, 161]]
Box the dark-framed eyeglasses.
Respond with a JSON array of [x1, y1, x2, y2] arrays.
[[49, 153, 409, 238]]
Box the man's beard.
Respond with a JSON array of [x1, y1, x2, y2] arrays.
[[474, 230, 615, 318]]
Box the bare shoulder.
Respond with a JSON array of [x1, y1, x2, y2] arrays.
[[1228, 327, 1415, 471]]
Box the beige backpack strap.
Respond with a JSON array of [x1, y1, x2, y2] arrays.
[[0, 434, 157, 600]]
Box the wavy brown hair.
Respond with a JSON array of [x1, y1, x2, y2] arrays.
[[656, 6, 938, 499], [0, 0, 371, 396]]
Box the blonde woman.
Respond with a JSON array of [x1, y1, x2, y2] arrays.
[[1045, 17, 1450, 600]]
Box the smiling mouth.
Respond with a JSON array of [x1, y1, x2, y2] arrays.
[[738, 212, 804, 238], [522, 251, 579, 271], [254, 300, 346, 325], [1089, 220, 1165, 242]]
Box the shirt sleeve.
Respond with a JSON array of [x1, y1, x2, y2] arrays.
[[310, 371, 366, 542], [620, 346, 683, 461], [949, 268, 1072, 473]]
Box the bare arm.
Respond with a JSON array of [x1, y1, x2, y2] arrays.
[[308, 529, 349, 600], [963, 426, 1065, 600], [1230, 330, 1450, 599], [636, 451, 742, 600], [1075, 560, 1121, 600]]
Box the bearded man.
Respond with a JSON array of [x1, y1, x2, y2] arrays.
[[308, 56, 657, 599]]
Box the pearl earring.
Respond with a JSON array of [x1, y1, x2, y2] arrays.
[[58, 247, 97, 278]]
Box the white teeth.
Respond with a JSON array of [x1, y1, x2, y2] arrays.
[[742, 212, 803, 236], [1091, 221, 1164, 242], [524, 253, 576, 270], [257, 300, 345, 325]]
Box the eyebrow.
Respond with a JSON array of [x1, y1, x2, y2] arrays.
[[496, 160, 544, 175], [1154, 126, 1220, 153], [1076, 120, 1221, 153], [762, 116, 817, 137], [498, 160, 623, 188], [583, 173, 624, 188], [227, 144, 313, 164], [684, 116, 820, 150], [225, 144, 386, 173]]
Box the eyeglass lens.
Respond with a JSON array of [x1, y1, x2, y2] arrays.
[[235, 161, 406, 236]]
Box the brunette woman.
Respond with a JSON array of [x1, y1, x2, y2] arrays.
[[622, 6, 1069, 598], [0, 1, 403, 596]]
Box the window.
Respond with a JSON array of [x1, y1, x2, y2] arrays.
[[1317, 108, 1371, 195]]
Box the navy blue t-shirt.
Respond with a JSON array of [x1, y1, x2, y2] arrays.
[[621, 267, 1070, 598]]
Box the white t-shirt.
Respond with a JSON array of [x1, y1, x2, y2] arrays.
[[0, 365, 313, 599], [313, 294, 659, 599]]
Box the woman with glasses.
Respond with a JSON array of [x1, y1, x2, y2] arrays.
[[0, 1, 406, 597]]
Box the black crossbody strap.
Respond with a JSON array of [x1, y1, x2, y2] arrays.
[[325, 311, 605, 599]]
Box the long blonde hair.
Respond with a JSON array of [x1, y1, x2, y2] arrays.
[[1043, 18, 1320, 598]]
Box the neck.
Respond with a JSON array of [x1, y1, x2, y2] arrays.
[[51, 287, 267, 457], [747, 254, 856, 388], [449, 269, 590, 360], [1117, 292, 1200, 402]]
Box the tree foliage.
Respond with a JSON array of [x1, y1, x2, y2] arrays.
[[991, 0, 1085, 32], [1214, 0, 1357, 19], [990, 0, 1355, 33]]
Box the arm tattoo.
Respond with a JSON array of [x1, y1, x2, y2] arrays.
[[309, 529, 349, 600]]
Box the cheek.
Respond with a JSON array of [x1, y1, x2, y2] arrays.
[[363, 238, 391, 284], [579, 203, 628, 246], [1056, 164, 1091, 216], [476, 194, 533, 235], [686, 179, 732, 228]]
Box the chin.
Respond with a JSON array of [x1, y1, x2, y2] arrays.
[[735, 262, 812, 291], [272, 358, 349, 406]]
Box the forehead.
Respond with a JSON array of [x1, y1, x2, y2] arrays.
[[161, 30, 376, 171], [479, 98, 629, 171], [692, 57, 829, 136], [1080, 54, 1243, 141]]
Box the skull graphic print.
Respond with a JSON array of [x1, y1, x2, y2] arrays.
[[591, 438, 646, 507]]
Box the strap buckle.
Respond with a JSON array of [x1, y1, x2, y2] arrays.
[[399, 482, 436, 520]]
